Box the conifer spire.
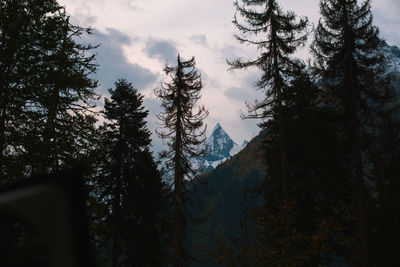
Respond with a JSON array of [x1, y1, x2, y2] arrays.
[[229, 0, 308, 200], [312, 0, 389, 265], [155, 54, 208, 266]]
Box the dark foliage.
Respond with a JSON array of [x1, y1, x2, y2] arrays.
[[228, 0, 311, 265], [0, 0, 59, 182], [26, 9, 99, 175], [258, 71, 354, 266], [311, 0, 394, 265], [95, 79, 169, 267], [229, 0, 309, 202], [0, 0, 99, 181]]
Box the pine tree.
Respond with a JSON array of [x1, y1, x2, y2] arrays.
[[96, 79, 169, 266], [0, 1, 99, 180], [155, 55, 208, 266], [257, 70, 355, 266], [0, 0, 61, 182], [229, 0, 308, 201], [229, 0, 309, 263], [26, 8, 99, 175], [1, 1, 101, 264], [311, 0, 392, 265]]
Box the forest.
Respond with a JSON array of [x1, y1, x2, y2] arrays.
[[0, 0, 399, 266]]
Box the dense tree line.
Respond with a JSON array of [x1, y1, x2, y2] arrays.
[[223, 0, 400, 266], [0, 0, 171, 266]]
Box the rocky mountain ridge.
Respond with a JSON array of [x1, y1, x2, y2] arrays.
[[198, 123, 247, 174]]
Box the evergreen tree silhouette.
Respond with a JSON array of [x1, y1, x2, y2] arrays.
[[27, 9, 99, 175], [96, 79, 169, 266], [311, 0, 392, 265], [228, 0, 309, 263], [0, 1, 99, 180], [229, 0, 308, 201], [0, 0, 61, 182], [257, 69, 354, 266], [155, 55, 208, 267], [1, 1, 101, 264]]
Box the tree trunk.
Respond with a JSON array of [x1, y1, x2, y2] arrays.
[[271, 18, 292, 259], [0, 107, 6, 169], [271, 17, 290, 200], [352, 104, 369, 267], [40, 85, 60, 174], [346, 42, 370, 267], [111, 191, 121, 267], [0, 51, 12, 175], [173, 163, 183, 267], [173, 86, 184, 267], [277, 96, 290, 200]]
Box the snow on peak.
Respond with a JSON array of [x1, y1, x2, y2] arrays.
[[241, 140, 249, 147], [198, 123, 247, 174], [382, 42, 400, 75]]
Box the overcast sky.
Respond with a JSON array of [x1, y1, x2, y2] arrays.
[[58, 0, 400, 154]]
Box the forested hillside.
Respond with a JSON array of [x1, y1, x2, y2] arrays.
[[187, 131, 265, 266], [1, 0, 399, 266]]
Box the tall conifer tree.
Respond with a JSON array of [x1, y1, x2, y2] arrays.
[[0, 0, 61, 182], [255, 69, 353, 266], [229, 0, 308, 262], [0, 1, 99, 180], [229, 0, 308, 200], [97, 79, 168, 266], [27, 9, 99, 175], [155, 55, 208, 267], [311, 0, 390, 265]]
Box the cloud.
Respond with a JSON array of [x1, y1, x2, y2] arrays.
[[224, 68, 264, 100], [372, 0, 400, 46], [88, 28, 158, 92], [190, 34, 208, 47], [85, 16, 98, 25], [224, 87, 250, 101], [60, 0, 399, 151], [142, 96, 164, 154], [144, 39, 178, 64]]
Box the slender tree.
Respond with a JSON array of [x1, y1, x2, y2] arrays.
[[155, 54, 208, 266], [229, 0, 308, 201], [311, 0, 390, 265], [97, 79, 168, 266], [228, 0, 308, 263]]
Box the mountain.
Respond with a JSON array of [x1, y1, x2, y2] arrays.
[[381, 42, 400, 115], [198, 123, 247, 173], [160, 123, 246, 183], [188, 130, 266, 266], [382, 42, 400, 76]]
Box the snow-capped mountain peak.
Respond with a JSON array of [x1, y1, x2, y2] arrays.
[[199, 123, 246, 173], [205, 123, 237, 160]]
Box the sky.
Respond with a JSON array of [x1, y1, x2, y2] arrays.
[[57, 0, 400, 154]]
